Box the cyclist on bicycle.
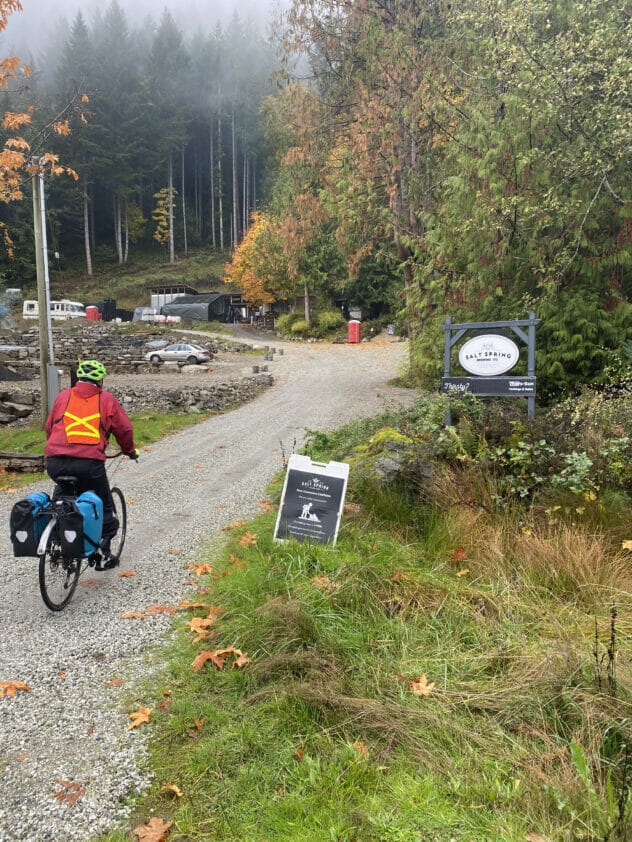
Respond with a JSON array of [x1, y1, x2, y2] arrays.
[[44, 359, 138, 570]]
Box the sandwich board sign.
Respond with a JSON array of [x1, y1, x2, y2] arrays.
[[274, 454, 349, 546]]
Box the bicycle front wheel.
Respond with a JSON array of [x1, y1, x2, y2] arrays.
[[39, 542, 81, 611], [110, 487, 127, 560]]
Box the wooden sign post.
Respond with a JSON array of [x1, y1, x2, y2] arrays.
[[274, 455, 349, 546]]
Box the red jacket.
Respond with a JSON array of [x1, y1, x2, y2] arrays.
[[45, 381, 135, 461]]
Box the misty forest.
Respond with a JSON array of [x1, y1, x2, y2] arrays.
[[0, 0, 631, 400]]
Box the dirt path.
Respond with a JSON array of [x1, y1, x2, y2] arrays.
[[0, 332, 415, 842]]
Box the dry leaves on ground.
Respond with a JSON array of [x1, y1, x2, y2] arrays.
[[121, 611, 148, 620], [239, 531, 258, 547], [161, 783, 183, 797], [191, 647, 250, 672], [106, 677, 124, 687], [51, 779, 86, 807], [409, 675, 435, 697], [128, 705, 152, 729], [188, 562, 213, 576], [118, 570, 139, 578], [222, 520, 247, 531], [0, 680, 31, 698], [353, 740, 369, 759], [144, 604, 177, 616], [133, 817, 173, 842], [80, 578, 101, 587]]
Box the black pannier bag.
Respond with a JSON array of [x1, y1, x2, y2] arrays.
[[53, 497, 86, 558], [10, 492, 52, 557]]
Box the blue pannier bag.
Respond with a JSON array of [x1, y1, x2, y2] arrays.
[[10, 492, 51, 556], [57, 491, 103, 557]]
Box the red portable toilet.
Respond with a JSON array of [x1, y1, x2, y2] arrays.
[[86, 306, 98, 321], [347, 319, 361, 343]]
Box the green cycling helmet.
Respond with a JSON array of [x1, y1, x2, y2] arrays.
[[76, 359, 107, 382]]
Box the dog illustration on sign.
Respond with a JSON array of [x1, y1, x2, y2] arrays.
[[299, 502, 321, 523]]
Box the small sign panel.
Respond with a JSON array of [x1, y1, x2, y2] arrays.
[[274, 454, 349, 546], [458, 334, 520, 376], [441, 376, 536, 396]]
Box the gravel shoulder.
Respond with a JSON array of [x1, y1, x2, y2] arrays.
[[0, 332, 414, 842]]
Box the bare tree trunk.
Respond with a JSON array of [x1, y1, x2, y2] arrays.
[[210, 112, 216, 248], [168, 150, 175, 264], [304, 281, 311, 325], [217, 100, 224, 253], [193, 146, 199, 238], [181, 144, 188, 257], [90, 187, 95, 255], [242, 156, 247, 234], [113, 193, 123, 264], [124, 200, 129, 263], [83, 176, 92, 277], [231, 97, 239, 246]]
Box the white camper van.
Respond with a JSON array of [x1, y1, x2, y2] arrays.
[[22, 299, 86, 320]]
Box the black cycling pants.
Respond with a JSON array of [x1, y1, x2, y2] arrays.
[[46, 456, 118, 540]]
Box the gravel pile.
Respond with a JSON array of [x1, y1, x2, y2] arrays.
[[0, 331, 414, 841]]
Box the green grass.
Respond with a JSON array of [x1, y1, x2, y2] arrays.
[[97, 489, 632, 841]]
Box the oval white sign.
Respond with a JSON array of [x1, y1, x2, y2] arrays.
[[458, 334, 520, 377]]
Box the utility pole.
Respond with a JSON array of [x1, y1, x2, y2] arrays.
[[31, 160, 56, 426]]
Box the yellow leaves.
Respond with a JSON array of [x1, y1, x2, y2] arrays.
[[81, 94, 89, 103], [0, 680, 30, 698], [2, 110, 31, 130], [52, 119, 71, 136], [128, 705, 152, 729], [238, 531, 258, 547], [188, 562, 213, 576], [133, 817, 173, 842], [4, 136, 29, 150], [456, 568, 470, 578], [191, 647, 249, 672], [51, 779, 86, 807], [161, 783, 183, 798], [409, 675, 435, 697], [622, 540, 632, 551], [353, 740, 369, 759]]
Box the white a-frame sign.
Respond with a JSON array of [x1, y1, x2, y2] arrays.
[[274, 454, 349, 546]]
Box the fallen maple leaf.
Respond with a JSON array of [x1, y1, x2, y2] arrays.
[[133, 817, 173, 842], [409, 675, 435, 697], [390, 571, 401, 582], [191, 651, 216, 672], [125, 499, 137, 504], [195, 465, 204, 469], [168, 548, 181, 555], [86, 725, 95, 736], [295, 747, 305, 761], [106, 677, 124, 687], [256, 499, 272, 509], [118, 570, 139, 578], [622, 540, 632, 551], [58, 670, 67, 680], [51, 779, 86, 807], [161, 783, 183, 797], [121, 611, 148, 620], [222, 520, 247, 530], [193, 716, 205, 731], [232, 653, 252, 669], [353, 740, 369, 759], [145, 604, 177, 616], [239, 531, 258, 547], [456, 568, 470, 578], [0, 680, 31, 698], [128, 705, 152, 729], [450, 547, 466, 564], [188, 562, 213, 576], [16, 753, 28, 762], [80, 578, 101, 587]]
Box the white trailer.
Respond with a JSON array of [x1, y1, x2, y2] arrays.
[[23, 299, 86, 320]]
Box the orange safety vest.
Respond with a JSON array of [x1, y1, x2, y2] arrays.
[[62, 390, 103, 446]]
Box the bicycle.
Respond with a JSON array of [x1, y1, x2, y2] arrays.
[[37, 452, 130, 611]]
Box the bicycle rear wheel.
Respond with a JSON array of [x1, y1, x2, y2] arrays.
[[39, 541, 81, 611], [110, 487, 127, 560]]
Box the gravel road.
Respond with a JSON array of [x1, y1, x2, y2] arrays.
[[0, 330, 414, 842]]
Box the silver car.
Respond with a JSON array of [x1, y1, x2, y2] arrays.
[[145, 342, 211, 364]]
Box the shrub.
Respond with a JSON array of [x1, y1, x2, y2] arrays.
[[290, 319, 310, 337], [316, 310, 346, 334], [276, 311, 305, 335]]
